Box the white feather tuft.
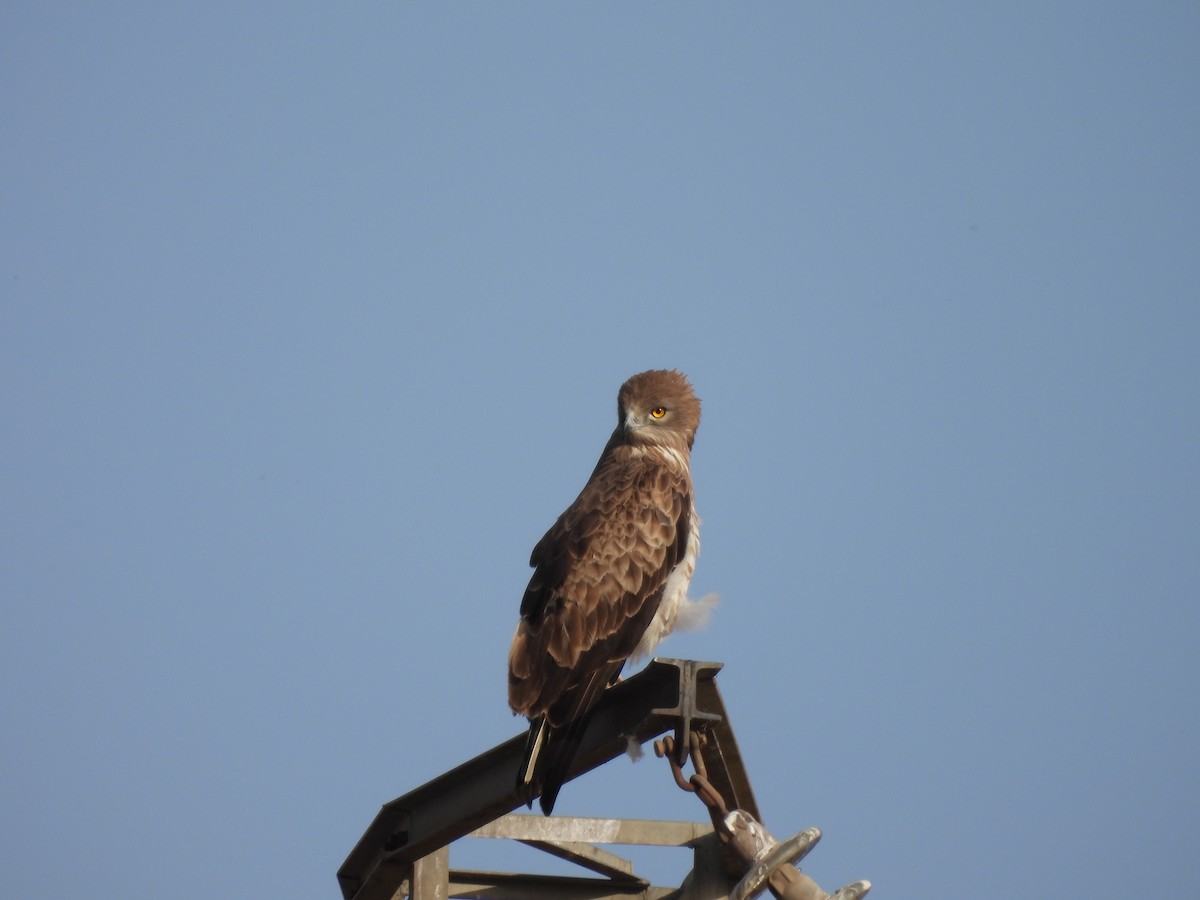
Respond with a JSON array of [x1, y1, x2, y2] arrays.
[[674, 592, 719, 632], [625, 735, 644, 762]]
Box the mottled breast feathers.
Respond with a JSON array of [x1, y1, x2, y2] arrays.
[[512, 451, 691, 691]]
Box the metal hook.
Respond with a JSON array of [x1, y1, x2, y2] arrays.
[[653, 734, 696, 793]]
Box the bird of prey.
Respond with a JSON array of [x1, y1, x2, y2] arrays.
[[508, 369, 707, 815]]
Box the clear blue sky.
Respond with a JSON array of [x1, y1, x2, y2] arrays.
[[3, 4, 1197, 897]]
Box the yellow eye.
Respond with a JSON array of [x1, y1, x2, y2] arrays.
[[650, 407, 667, 419]]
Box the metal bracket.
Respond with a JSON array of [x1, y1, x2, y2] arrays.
[[650, 658, 725, 765]]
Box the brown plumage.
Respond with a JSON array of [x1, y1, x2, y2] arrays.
[[508, 369, 702, 814]]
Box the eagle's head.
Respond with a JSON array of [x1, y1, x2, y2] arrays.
[[617, 369, 701, 451]]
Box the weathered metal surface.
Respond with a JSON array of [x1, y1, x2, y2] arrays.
[[693, 676, 759, 822], [338, 658, 870, 900], [337, 659, 725, 900], [728, 825, 819, 900], [516, 839, 644, 886], [828, 882, 872, 900], [410, 846, 449, 900], [656, 736, 869, 900], [650, 659, 725, 766], [447, 870, 678, 900], [471, 814, 713, 848]]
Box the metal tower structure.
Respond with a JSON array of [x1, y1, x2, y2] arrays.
[[338, 659, 869, 900]]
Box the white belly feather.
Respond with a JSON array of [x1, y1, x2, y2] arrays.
[[630, 507, 713, 663]]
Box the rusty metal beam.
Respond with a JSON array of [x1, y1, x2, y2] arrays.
[[694, 673, 759, 822], [470, 814, 713, 848], [447, 870, 679, 900], [516, 839, 645, 886], [411, 847, 449, 900], [337, 659, 731, 900]]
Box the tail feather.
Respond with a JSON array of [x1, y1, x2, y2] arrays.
[[533, 712, 592, 815], [516, 717, 548, 809], [515, 661, 622, 814]]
